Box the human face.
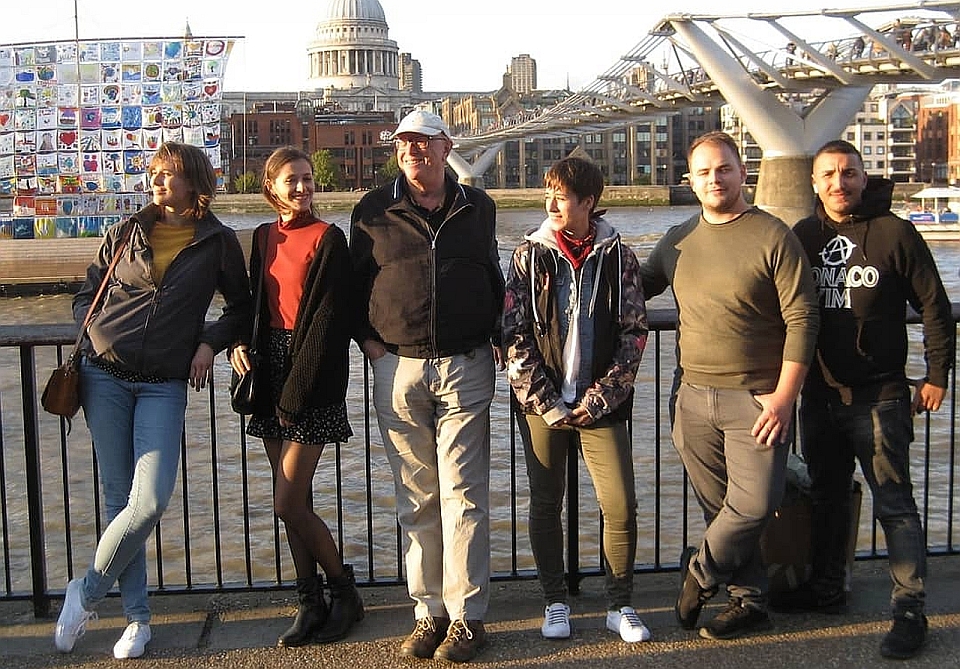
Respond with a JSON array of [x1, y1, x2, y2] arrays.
[[688, 141, 748, 221], [395, 132, 449, 187], [811, 151, 867, 221], [545, 185, 593, 238], [268, 158, 314, 218], [149, 159, 193, 215]]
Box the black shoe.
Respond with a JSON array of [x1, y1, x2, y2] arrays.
[[880, 610, 927, 659], [316, 564, 364, 643], [399, 616, 450, 659], [434, 619, 486, 664], [770, 583, 846, 614], [699, 598, 773, 640], [676, 546, 717, 629], [277, 575, 328, 647]]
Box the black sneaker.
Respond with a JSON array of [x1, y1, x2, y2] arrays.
[[880, 610, 927, 659], [676, 546, 717, 629], [434, 619, 486, 664], [399, 616, 449, 659], [770, 582, 846, 614], [699, 598, 773, 640]]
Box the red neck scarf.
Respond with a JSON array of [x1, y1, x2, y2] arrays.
[[555, 220, 597, 271]]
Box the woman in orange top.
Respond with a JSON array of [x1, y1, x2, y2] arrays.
[[230, 146, 360, 646]]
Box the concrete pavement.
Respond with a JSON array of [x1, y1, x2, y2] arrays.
[[3, 556, 960, 668]]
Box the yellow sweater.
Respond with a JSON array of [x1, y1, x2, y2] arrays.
[[149, 221, 195, 285]]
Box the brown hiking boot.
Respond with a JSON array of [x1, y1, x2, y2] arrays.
[[434, 619, 486, 664], [399, 616, 449, 659]]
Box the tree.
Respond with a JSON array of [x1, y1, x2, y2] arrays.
[[378, 154, 400, 184], [311, 149, 342, 192], [233, 172, 258, 194]]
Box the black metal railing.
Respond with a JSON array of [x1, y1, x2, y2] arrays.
[[0, 309, 957, 617]]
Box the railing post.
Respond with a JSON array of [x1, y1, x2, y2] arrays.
[[20, 345, 49, 618], [565, 442, 580, 595]]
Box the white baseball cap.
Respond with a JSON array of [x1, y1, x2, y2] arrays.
[[391, 110, 450, 138]]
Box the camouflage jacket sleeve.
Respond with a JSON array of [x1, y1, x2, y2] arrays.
[[503, 241, 568, 421], [578, 243, 649, 420]]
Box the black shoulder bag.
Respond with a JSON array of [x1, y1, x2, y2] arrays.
[[230, 227, 267, 415]]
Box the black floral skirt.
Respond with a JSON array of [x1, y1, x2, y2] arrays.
[[246, 328, 352, 446]]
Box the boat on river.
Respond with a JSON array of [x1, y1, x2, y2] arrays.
[[906, 187, 960, 241], [909, 216, 960, 242]]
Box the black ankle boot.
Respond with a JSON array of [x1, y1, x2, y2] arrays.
[[316, 564, 364, 643], [277, 575, 329, 647]]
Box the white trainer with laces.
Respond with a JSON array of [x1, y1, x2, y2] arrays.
[[113, 621, 152, 659], [54, 578, 98, 653], [541, 602, 571, 639], [606, 606, 651, 643]]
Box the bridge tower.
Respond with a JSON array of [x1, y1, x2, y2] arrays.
[[669, 18, 872, 225]]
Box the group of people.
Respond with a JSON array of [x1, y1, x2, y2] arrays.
[[51, 112, 952, 664]]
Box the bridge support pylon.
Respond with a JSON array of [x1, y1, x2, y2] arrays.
[[670, 18, 873, 224], [447, 145, 504, 190]]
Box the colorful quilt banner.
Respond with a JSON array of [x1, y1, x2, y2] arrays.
[[0, 36, 234, 237]]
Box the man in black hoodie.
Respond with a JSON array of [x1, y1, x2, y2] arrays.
[[786, 140, 954, 659]]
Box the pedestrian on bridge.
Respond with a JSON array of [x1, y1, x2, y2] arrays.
[[781, 140, 954, 660], [640, 131, 819, 642]]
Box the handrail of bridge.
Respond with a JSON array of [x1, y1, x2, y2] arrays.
[[0, 307, 957, 617], [455, 2, 960, 152]]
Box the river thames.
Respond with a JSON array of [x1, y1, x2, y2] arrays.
[[1, 205, 957, 592]]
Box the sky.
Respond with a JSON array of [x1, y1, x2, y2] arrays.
[[0, 0, 942, 93]]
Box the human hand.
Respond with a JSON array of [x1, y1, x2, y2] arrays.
[[190, 343, 215, 391], [361, 339, 387, 361], [230, 345, 251, 375], [564, 405, 595, 427], [749, 392, 791, 447], [912, 380, 946, 414], [492, 343, 505, 371]]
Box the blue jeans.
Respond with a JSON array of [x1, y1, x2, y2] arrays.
[[799, 392, 925, 613], [77, 357, 187, 623]]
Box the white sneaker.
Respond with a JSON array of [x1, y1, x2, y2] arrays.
[[54, 578, 97, 652], [606, 606, 651, 643], [541, 602, 571, 639], [113, 622, 152, 659]]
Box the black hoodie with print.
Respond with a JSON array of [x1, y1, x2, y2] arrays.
[[792, 177, 954, 402]]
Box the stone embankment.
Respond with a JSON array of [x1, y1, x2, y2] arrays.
[[0, 187, 676, 294], [214, 185, 678, 214]]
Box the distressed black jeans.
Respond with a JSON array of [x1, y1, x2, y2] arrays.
[[800, 392, 926, 613]]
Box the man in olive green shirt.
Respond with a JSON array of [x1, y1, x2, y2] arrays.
[[641, 131, 819, 641]]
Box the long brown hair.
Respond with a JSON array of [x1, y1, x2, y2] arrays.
[[149, 142, 217, 219], [261, 146, 318, 217]]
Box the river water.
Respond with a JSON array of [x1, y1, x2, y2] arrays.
[[2, 206, 958, 589]]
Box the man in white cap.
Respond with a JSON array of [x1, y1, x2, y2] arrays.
[[350, 109, 504, 663]]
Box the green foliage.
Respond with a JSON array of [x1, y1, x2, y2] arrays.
[[378, 154, 400, 183], [311, 149, 342, 192], [233, 172, 259, 194]]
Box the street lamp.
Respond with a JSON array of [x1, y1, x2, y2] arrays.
[[295, 97, 313, 154]]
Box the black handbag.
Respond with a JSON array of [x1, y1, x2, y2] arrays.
[[230, 228, 267, 415], [229, 352, 260, 415]]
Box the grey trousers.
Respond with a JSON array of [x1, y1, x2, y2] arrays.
[[672, 383, 789, 608]]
